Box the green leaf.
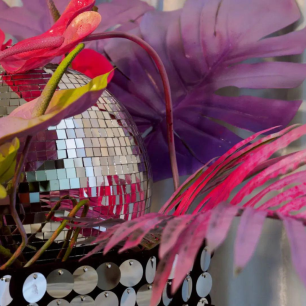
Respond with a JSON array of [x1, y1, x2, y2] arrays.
[[0, 72, 111, 145], [0, 138, 19, 183], [0, 184, 7, 199]]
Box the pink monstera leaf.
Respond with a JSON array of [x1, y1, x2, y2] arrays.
[[0, 0, 101, 73], [95, 0, 306, 181]]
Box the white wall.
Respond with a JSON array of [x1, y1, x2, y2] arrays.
[[2, 0, 21, 6]]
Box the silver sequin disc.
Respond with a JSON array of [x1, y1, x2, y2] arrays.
[[120, 288, 136, 306], [47, 299, 70, 306], [145, 257, 156, 284], [119, 260, 143, 287], [73, 266, 98, 295], [70, 295, 95, 306], [182, 276, 193, 302], [22, 273, 47, 303], [200, 247, 211, 272], [96, 262, 120, 290], [47, 269, 73, 298], [95, 291, 119, 306], [196, 272, 212, 297], [0, 275, 12, 306]]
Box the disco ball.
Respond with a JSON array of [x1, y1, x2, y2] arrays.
[[0, 64, 152, 262]]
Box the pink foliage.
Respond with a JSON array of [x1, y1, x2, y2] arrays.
[[82, 124, 306, 304]]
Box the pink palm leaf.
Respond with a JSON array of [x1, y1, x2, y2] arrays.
[[81, 124, 306, 306]]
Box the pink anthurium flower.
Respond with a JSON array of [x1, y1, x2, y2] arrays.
[[0, 0, 101, 74], [71, 48, 114, 79], [0, 0, 153, 43], [0, 28, 12, 51]]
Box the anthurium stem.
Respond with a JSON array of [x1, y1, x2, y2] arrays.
[[0, 245, 22, 268], [62, 204, 89, 262], [84, 33, 180, 190], [46, 0, 61, 23], [57, 228, 73, 260], [0, 136, 33, 270], [0, 37, 64, 61], [32, 43, 85, 117], [1, 45, 85, 269], [25, 200, 89, 267], [56, 196, 78, 260], [28, 195, 77, 243]]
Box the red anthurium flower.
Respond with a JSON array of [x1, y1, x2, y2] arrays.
[[71, 48, 114, 80], [0, 28, 12, 51], [0, 0, 100, 74]]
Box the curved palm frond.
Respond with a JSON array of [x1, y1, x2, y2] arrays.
[[76, 124, 306, 306]]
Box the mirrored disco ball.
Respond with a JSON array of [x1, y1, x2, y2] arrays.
[[0, 64, 152, 262]]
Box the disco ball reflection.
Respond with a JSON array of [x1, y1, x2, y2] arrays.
[[0, 64, 152, 262]]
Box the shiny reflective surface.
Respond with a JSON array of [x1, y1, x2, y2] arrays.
[[22, 273, 47, 303], [47, 299, 70, 306], [73, 266, 98, 295], [0, 275, 12, 306], [196, 273, 212, 298], [70, 295, 95, 306], [162, 281, 173, 306], [200, 247, 211, 272], [0, 247, 214, 305], [0, 64, 152, 262], [182, 275, 193, 302], [169, 255, 178, 280], [95, 291, 119, 306], [137, 284, 159, 306], [96, 262, 121, 290], [197, 298, 209, 305], [145, 256, 156, 284], [120, 259, 143, 287], [47, 269, 73, 298], [120, 288, 136, 306]]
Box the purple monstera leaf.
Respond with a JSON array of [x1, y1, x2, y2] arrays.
[[0, 0, 153, 41], [100, 0, 306, 181]]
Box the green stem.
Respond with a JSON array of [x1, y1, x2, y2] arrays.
[[1, 45, 84, 269], [24, 200, 89, 267], [0, 245, 23, 268], [32, 43, 85, 117], [55, 196, 78, 260], [0, 217, 15, 246], [0, 136, 32, 270], [0, 216, 28, 262], [46, 0, 61, 23], [28, 195, 77, 243], [56, 228, 73, 260], [62, 204, 89, 262]]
